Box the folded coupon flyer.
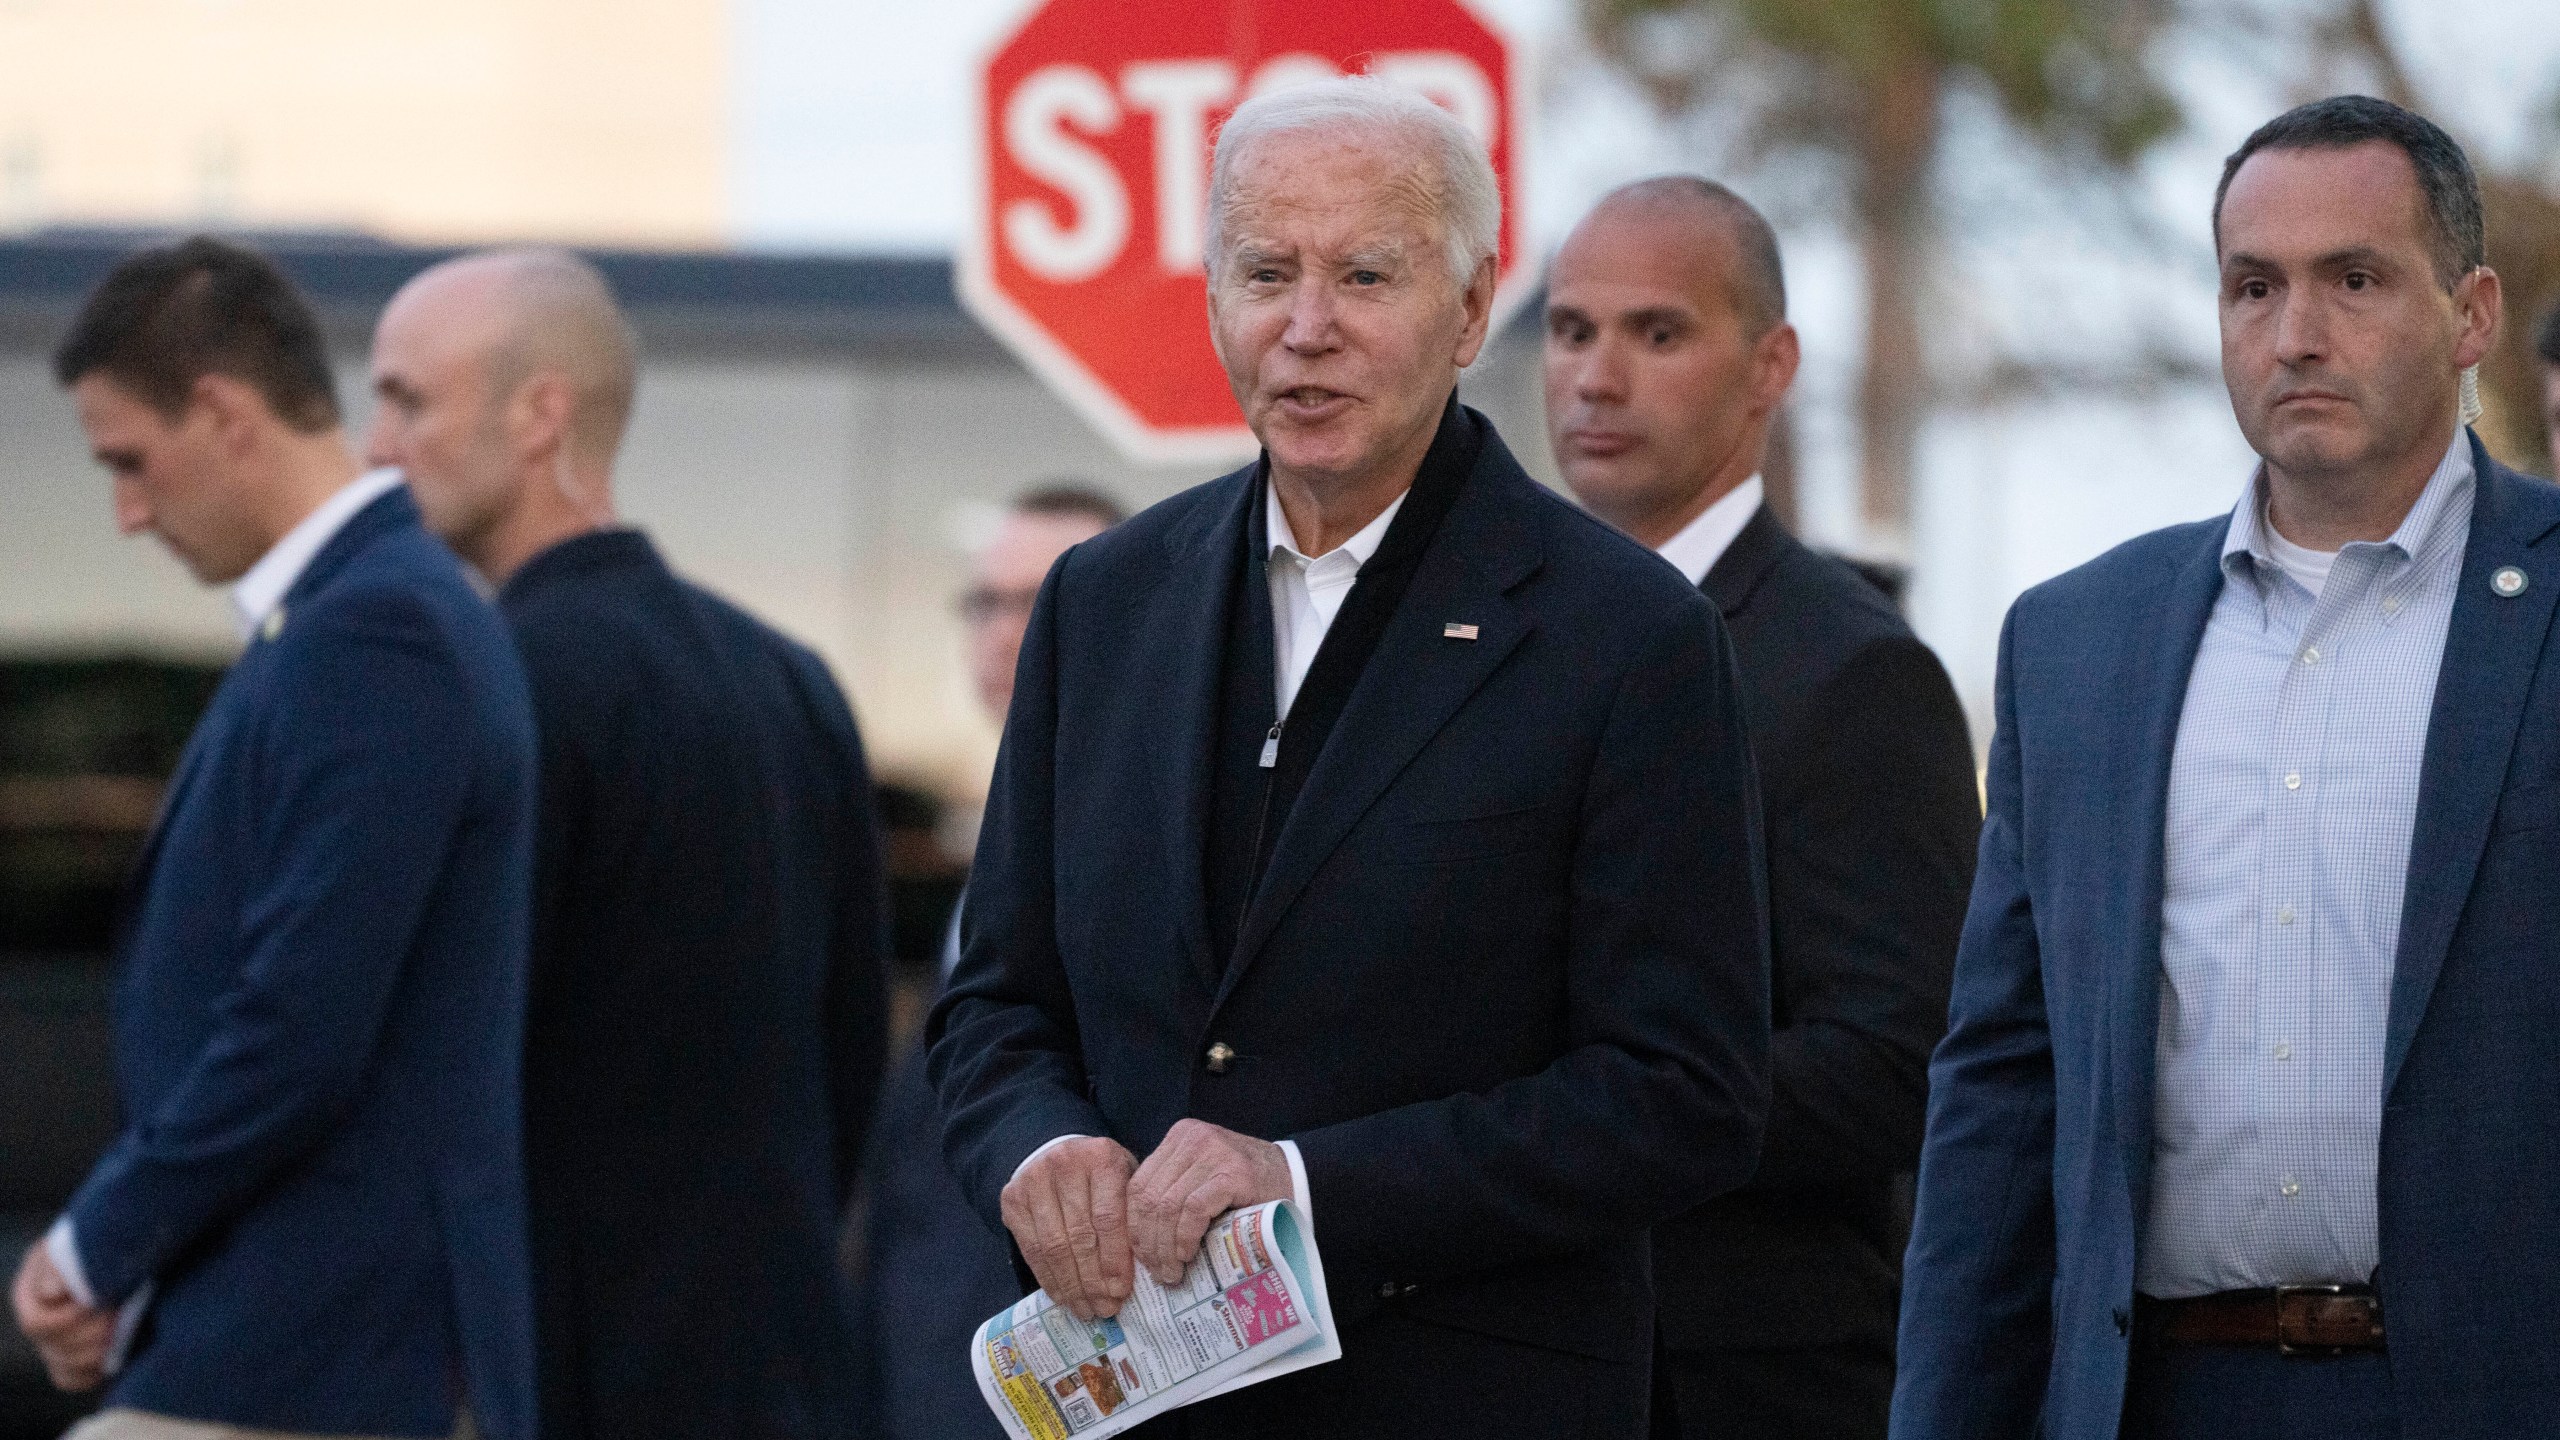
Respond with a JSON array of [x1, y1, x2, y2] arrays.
[[970, 1200, 1339, 1439]]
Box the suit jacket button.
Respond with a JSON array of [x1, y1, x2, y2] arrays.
[[1378, 1281, 1399, 1301], [1204, 1043, 1236, 1074]]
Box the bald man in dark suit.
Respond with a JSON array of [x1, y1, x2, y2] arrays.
[[1547, 178, 1979, 1440], [367, 249, 889, 1440]]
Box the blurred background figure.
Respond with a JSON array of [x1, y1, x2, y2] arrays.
[[963, 488, 1131, 725], [850, 482, 1123, 1440], [15, 237, 538, 1440], [1544, 178, 1978, 1440], [365, 249, 890, 1440], [2539, 302, 2560, 471]]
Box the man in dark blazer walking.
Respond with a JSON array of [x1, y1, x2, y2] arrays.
[[929, 77, 1771, 1438], [1897, 97, 2554, 1439], [365, 249, 890, 1440], [9, 238, 539, 1440], [1545, 179, 1979, 1440]]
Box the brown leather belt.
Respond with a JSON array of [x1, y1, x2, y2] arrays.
[[2134, 1286, 2385, 1353]]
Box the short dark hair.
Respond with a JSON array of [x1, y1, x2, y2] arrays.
[[2212, 95, 2485, 291], [51, 236, 341, 432], [2537, 299, 2560, 369], [1012, 482, 1126, 531], [1607, 176, 1787, 336]]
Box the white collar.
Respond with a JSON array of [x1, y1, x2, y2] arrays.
[[1266, 477, 1407, 569], [230, 468, 405, 641], [1654, 475, 1765, 588]]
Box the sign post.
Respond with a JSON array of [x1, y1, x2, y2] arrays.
[[960, 0, 1531, 464]]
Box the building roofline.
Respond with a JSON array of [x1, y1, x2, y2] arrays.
[[0, 228, 1005, 361], [0, 226, 1543, 363]]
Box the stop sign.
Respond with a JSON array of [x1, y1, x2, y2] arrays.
[[959, 0, 1531, 464]]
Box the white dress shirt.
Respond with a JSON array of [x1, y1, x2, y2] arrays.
[[1653, 476, 1764, 588], [1009, 476, 1420, 1230], [1266, 481, 1406, 719], [45, 466, 406, 1372]]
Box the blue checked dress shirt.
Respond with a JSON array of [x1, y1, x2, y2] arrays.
[[2139, 430, 2475, 1299]]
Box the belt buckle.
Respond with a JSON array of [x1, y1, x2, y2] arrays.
[[2272, 1283, 2357, 1357]]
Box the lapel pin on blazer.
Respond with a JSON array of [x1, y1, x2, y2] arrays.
[[2493, 566, 2528, 598], [261, 606, 287, 642], [1443, 622, 1480, 641]]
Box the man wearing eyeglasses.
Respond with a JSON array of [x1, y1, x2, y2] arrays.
[[959, 488, 1133, 731], [852, 483, 1125, 1440]]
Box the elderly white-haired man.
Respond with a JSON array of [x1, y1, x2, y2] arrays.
[[929, 77, 1772, 1436]]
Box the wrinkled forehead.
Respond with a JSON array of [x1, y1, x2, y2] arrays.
[[1221, 128, 1446, 259]]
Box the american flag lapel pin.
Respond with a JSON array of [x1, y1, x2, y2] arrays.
[[1443, 622, 1479, 641]]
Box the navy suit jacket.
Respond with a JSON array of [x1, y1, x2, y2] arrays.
[[1895, 434, 2560, 1437], [500, 530, 888, 1440], [67, 487, 539, 1439], [929, 410, 1771, 1425]]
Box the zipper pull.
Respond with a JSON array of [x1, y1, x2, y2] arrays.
[[1258, 721, 1283, 768]]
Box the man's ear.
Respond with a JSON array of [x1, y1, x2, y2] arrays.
[[2452, 266, 2503, 372], [509, 371, 576, 463], [189, 372, 270, 460], [1452, 254, 1499, 369], [1750, 322, 1802, 418]]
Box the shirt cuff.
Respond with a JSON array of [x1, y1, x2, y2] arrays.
[[1009, 1133, 1090, 1188], [42, 1217, 93, 1309], [46, 1215, 153, 1377], [1277, 1138, 1310, 1222]]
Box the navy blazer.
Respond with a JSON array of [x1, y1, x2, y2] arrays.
[[500, 530, 889, 1440], [1895, 434, 2560, 1437], [929, 410, 1771, 1424], [66, 488, 538, 1438]]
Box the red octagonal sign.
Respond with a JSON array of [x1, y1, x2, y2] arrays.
[[960, 0, 1531, 464]]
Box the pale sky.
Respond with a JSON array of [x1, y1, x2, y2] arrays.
[[728, 0, 2559, 256]]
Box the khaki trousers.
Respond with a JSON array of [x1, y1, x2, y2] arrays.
[[67, 1407, 477, 1440]]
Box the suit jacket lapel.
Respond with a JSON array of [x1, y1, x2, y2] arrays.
[[1214, 455, 1541, 1008], [2386, 439, 2560, 1097], [1700, 505, 1786, 619], [2113, 524, 2229, 1226], [1143, 471, 1258, 987]]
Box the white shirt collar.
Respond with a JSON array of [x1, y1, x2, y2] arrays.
[[230, 468, 405, 641], [1266, 477, 1407, 572], [1654, 475, 1765, 588]]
